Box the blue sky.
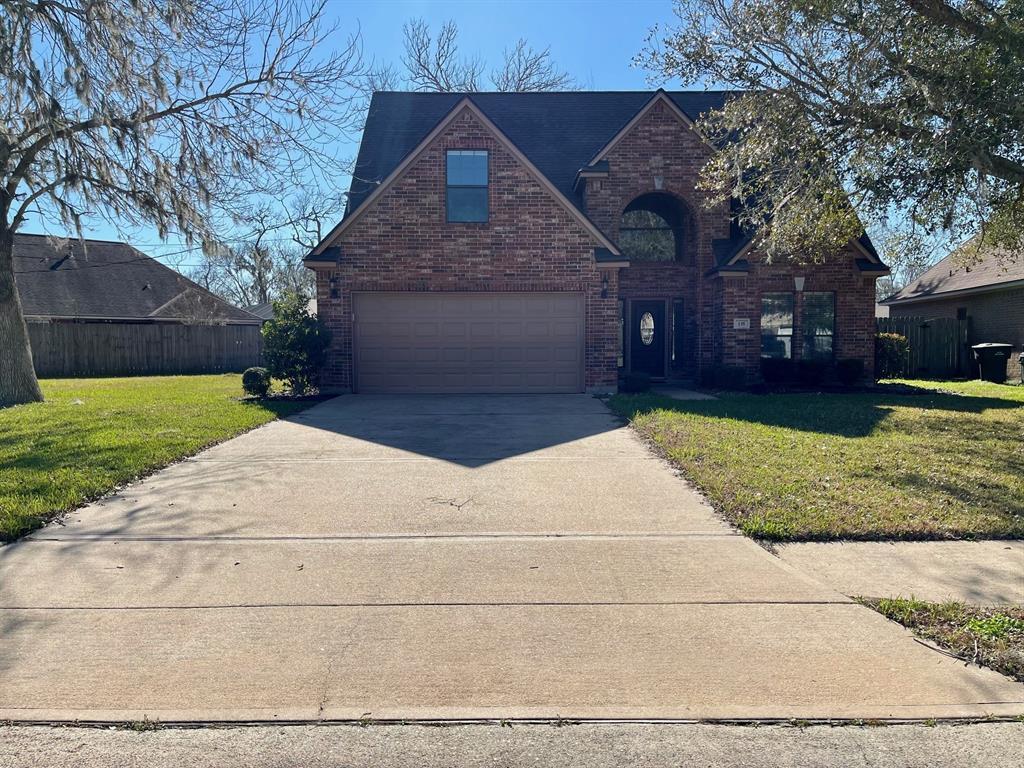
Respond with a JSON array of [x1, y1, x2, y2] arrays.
[[22, 0, 680, 267]]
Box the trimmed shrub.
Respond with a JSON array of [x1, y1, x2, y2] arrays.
[[875, 332, 909, 379], [797, 359, 828, 386], [699, 365, 749, 389], [241, 366, 271, 397], [836, 358, 865, 386], [760, 357, 793, 384], [714, 365, 749, 389], [621, 371, 651, 393], [262, 292, 332, 395]]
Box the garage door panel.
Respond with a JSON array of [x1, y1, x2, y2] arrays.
[[354, 293, 584, 394]]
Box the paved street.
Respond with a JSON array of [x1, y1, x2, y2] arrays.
[[3, 723, 1023, 768]]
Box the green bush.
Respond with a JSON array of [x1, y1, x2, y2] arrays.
[[714, 365, 749, 389], [836, 358, 865, 386], [621, 371, 652, 393], [797, 359, 828, 386], [261, 293, 331, 395], [876, 332, 909, 379], [760, 357, 793, 383], [241, 366, 271, 397]]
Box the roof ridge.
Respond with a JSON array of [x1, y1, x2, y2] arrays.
[[14, 231, 130, 246]]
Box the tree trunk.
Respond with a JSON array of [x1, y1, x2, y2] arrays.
[[0, 229, 44, 407]]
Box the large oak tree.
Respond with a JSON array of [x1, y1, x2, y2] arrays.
[[0, 0, 365, 406], [641, 1, 1024, 265]]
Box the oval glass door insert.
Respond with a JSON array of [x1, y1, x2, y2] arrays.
[[640, 312, 655, 345]]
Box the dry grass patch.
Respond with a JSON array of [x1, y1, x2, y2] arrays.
[[863, 597, 1024, 683]]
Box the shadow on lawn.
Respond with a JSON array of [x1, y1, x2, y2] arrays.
[[613, 386, 1024, 540], [611, 386, 1022, 439], [0, 397, 309, 543]]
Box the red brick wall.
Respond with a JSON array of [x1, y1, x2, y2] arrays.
[[582, 98, 878, 381], [720, 250, 880, 380], [314, 107, 617, 391], [583, 99, 730, 378], [890, 288, 1024, 380]]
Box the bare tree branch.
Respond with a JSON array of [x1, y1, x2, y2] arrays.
[[0, 0, 367, 404], [396, 18, 575, 93]]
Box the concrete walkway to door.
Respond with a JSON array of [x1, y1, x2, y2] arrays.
[[1, 394, 1021, 722]]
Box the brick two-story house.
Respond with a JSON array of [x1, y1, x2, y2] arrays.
[[306, 90, 888, 393]]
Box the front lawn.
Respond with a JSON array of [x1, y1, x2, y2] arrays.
[[609, 380, 1024, 541], [863, 597, 1024, 683], [0, 375, 313, 542]]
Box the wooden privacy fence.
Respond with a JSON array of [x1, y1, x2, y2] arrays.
[[28, 321, 263, 378], [877, 316, 970, 378]]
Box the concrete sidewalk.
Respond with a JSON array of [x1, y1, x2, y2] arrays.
[[776, 541, 1024, 605], [1, 394, 1022, 722]]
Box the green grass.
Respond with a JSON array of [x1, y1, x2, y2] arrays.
[[863, 597, 1024, 683], [609, 379, 1024, 541], [0, 375, 314, 542]]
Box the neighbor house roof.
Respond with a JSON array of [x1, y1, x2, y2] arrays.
[[243, 298, 318, 319], [13, 233, 259, 323], [243, 302, 275, 320], [883, 240, 1024, 305]]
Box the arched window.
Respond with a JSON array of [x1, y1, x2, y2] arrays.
[[619, 193, 691, 263]]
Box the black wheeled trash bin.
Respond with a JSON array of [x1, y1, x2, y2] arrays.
[[972, 343, 1013, 383]]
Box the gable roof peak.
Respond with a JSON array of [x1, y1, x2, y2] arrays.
[[312, 94, 621, 257]]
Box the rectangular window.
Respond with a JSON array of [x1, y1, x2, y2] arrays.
[[761, 293, 794, 359], [446, 150, 488, 222], [802, 292, 835, 360]]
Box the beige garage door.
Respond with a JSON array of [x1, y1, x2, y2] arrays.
[[354, 293, 584, 393]]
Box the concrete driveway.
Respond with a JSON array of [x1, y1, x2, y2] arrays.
[[1, 394, 1021, 722]]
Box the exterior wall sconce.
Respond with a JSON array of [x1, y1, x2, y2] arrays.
[[601, 273, 609, 299], [794, 276, 805, 292], [328, 275, 340, 299]]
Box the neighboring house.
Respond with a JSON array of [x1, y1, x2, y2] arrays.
[[882, 242, 1024, 380], [14, 233, 262, 376], [243, 302, 275, 321], [243, 298, 318, 322], [305, 90, 889, 394]]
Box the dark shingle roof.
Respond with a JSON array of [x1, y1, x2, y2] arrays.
[[13, 233, 258, 323], [883, 240, 1024, 304], [243, 302, 275, 320], [341, 90, 881, 266], [345, 91, 737, 217]]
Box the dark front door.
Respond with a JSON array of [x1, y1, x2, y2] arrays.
[[630, 300, 666, 378]]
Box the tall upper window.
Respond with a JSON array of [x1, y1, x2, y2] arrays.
[[619, 192, 690, 263], [802, 292, 835, 360], [446, 150, 488, 222], [761, 293, 794, 359]]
